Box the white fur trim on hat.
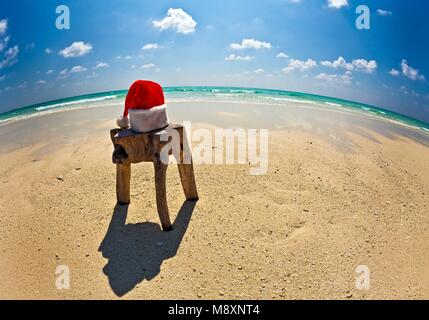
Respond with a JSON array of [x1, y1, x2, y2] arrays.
[[117, 115, 130, 129], [129, 104, 169, 133]]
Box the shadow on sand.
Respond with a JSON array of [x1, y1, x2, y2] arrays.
[[98, 200, 197, 297]]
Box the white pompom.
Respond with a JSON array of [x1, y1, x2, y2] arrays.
[[117, 115, 129, 129]]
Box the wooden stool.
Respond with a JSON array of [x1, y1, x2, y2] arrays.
[[110, 124, 198, 231]]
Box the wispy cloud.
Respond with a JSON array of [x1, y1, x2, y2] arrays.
[[58, 66, 87, 78], [0, 18, 17, 69], [377, 9, 392, 16], [45, 48, 53, 54], [69, 66, 87, 73], [25, 43, 35, 50], [0, 19, 7, 35], [153, 8, 197, 34], [315, 70, 352, 84], [0, 45, 19, 69], [95, 62, 109, 69], [225, 54, 254, 61], [0, 35, 10, 53], [141, 63, 156, 69], [5, 81, 27, 91], [35, 80, 47, 86], [401, 59, 425, 80]]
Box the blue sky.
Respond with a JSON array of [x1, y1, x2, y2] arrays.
[[0, 0, 428, 122]]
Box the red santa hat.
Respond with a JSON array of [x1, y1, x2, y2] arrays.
[[117, 80, 169, 133]]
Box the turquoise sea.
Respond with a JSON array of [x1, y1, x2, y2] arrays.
[[1, 86, 428, 133]]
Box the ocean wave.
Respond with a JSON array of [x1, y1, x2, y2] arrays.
[[325, 102, 342, 107], [213, 93, 247, 97], [229, 89, 256, 93], [2, 87, 428, 135], [263, 97, 317, 104], [35, 95, 120, 111]]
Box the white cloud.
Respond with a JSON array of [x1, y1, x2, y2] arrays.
[[59, 66, 87, 76], [25, 43, 35, 50], [225, 54, 254, 61], [124, 55, 132, 60], [142, 43, 160, 50], [69, 65, 87, 73], [321, 57, 377, 73], [16, 81, 27, 89], [0, 74, 5, 81], [389, 68, 400, 76], [35, 80, 46, 86], [276, 52, 289, 59], [141, 63, 156, 69], [46, 69, 54, 75], [0, 35, 10, 52], [45, 48, 53, 54], [253, 68, 265, 74], [411, 90, 420, 97], [282, 58, 317, 73], [59, 41, 93, 58], [86, 72, 98, 79], [0, 45, 19, 69], [400, 86, 408, 95], [153, 8, 197, 34], [0, 19, 7, 35], [69, 66, 88, 73], [327, 0, 348, 9], [95, 62, 109, 69], [230, 38, 272, 50], [377, 9, 392, 16], [320, 56, 354, 71], [401, 59, 425, 80], [315, 70, 353, 84], [351, 59, 377, 73]]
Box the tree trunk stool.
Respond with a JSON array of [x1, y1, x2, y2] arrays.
[[110, 124, 198, 231]]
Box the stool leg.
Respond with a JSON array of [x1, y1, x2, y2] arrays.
[[154, 162, 172, 231], [177, 127, 199, 201], [116, 163, 131, 205], [178, 162, 199, 201]]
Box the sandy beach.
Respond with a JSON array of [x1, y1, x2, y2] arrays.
[[0, 101, 428, 299]]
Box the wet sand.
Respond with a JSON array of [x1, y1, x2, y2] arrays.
[[0, 101, 428, 299]]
